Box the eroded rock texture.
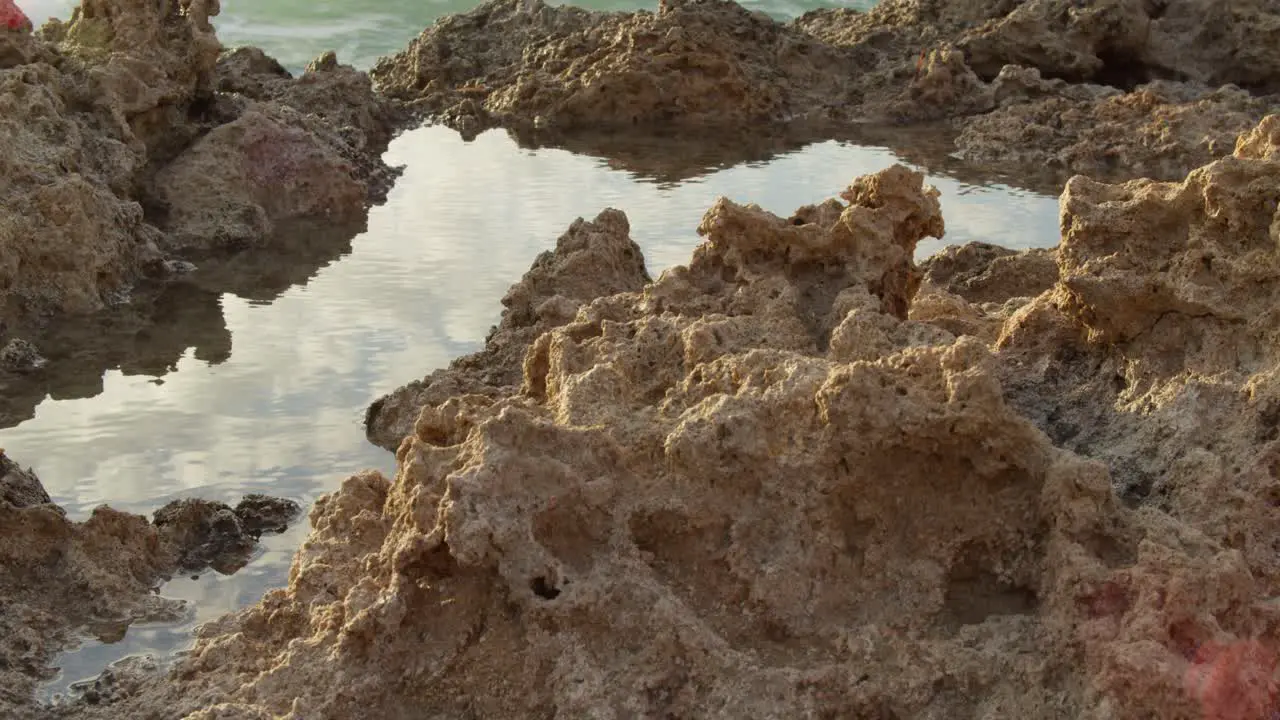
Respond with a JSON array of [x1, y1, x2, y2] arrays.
[[957, 78, 1280, 182], [372, 0, 1280, 183], [370, 0, 862, 136], [0, 451, 298, 718], [366, 208, 651, 450], [0, 0, 398, 327], [54, 115, 1280, 720]]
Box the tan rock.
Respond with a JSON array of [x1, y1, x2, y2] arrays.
[[922, 241, 1059, 304], [57, 116, 1280, 720], [371, 0, 863, 134], [150, 106, 367, 251], [374, 0, 1279, 182], [366, 208, 651, 450], [0, 1, 399, 328], [0, 452, 299, 718], [957, 81, 1280, 182]]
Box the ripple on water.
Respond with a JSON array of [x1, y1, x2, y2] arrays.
[[2, 124, 1062, 700]]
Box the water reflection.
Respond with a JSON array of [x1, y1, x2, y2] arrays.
[[6, 125, 1062, 700], [508, 121, 1070, 195], [0, 219, 366, 430]]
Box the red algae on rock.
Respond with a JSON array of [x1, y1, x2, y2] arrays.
[[43, 115, 1280, 719], [1, 0, 31, 32]]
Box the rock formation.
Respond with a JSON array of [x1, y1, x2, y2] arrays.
[[366, 208, 651, 450], [0, 0, 399, 329], [371, 0, 1280, 183], [46, 115, 1280, 720], [956, 78, 1280, 183], [0, 451, 299, 719], [369, 0, 863, 137]]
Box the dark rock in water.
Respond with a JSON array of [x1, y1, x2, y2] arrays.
[[152, 494, 300, 575], [0, 450, 52, 508], [152, 499, 254, 574], [0, 338, 46, 373], [234, 493, 302, 536], [71, 654, 161, 706]]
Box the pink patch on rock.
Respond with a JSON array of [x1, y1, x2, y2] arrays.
[[1, 0, 33, 32], [1184, 639, 1280, 720]]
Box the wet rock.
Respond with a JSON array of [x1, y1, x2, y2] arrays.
[[1, 476, 177, 718], [366, 207, 651, 450], [233, 494, 301, 536], [72, 654, 160, 706], [0, 445, 301, 717], [0, 338, 46, 372], [0, 449, 51, 507], [153, 495, 300, 575], [152, 500, 256, 575]]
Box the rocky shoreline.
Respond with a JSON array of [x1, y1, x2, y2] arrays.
[[1, 450, 300, 716], [4, 0, 1280, 716]]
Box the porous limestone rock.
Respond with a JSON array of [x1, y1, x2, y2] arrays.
[[372, 0, 1280, 182], [52, 116, 1280, 720], [149, 105, 368, 251], [997, 114, 1280, 506], [366, 208, 651, 450], [955, 0, 1280, 93], [921, 241, 1058, 305], [957, 80, 1280, 183], [370, 0, 864, 135]]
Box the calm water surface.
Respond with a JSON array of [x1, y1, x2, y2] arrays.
[[8, 0, 1060, 701]]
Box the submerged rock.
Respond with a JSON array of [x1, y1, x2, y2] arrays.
[[50, 114, 1280, 720], [0, 337, 46, 372]]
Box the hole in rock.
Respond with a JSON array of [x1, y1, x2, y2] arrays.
[[1092, 46, 1184, 91], [530, 575, 561, 600], [943, 548, 1039, 629]]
